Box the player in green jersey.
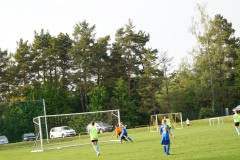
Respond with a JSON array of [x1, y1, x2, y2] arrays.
[[233, 110, 240, 136], [87, 121, 100, 156]]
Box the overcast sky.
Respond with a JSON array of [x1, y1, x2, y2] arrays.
[[1, 0, 239, 68]]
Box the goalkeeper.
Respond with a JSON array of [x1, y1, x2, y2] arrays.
[[165, 115, 172, 129], [115, 124, 127, 142]]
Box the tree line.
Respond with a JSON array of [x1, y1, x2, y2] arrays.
[[0, 4, 240, 135]]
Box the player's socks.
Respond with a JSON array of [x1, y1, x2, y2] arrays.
[[128, 137, 133, 142], [166, 145, 170, 153], [94, 146, 97, 152], [96, 146, 100, 152], [94, 146, 98, 152], [163, 146, 166, 154], [236, 128, 240, 134], [120, 137, 123, 143]]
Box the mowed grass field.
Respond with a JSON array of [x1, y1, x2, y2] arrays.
[[0, 116, 239, 160]]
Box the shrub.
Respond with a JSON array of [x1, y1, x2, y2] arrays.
[[199, 107, 213, 119]]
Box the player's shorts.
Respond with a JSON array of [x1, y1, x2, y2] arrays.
[[121, 130, 128, 136], [91, 140, 98, 142], [235, 122, 239, 126], [161, 139, 170, 145], [187, 124, 190, 126]]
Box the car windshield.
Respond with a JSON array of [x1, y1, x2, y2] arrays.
[[24, 133, 35, 137], [62, 126, 71, 130], [0, 136, 7, 139], [97, 122, 107, 126]]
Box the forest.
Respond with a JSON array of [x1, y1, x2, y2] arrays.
[[0, 4, 240, 142]]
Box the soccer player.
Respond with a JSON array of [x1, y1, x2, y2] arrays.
[[233, 110, 240, 135], [87, 121, 100, 156], [119, 122, 133, 143], [160, 119, 175, 155], [115, 124, 128, 141], [186, 118, 190, 128], [165, 115, 172, 129]]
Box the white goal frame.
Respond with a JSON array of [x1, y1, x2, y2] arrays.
[[209, 117, 223, 125], [32, 109, 120, 152], [150, 112, 183, 132]]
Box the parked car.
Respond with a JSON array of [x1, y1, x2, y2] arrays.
[[87, 121, 114, 134], [0, 135, 9, 144], [49, 126, 76, 139], [22, 133, 36, 141]]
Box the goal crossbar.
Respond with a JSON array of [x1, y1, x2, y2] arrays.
[[37, 109, 120, 118]]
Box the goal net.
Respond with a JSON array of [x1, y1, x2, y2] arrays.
[[32, 109, 120, 152], [149, 112, 183, 132]]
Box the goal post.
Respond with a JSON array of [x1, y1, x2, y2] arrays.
[[32, 109, 120, 152], [150, 112, 183, 132]]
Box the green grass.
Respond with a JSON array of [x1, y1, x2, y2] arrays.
[[0, 116, 239, 160]]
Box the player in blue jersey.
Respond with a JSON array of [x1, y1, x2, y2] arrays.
[[119, 121, 133, 143], [115, 124, 128, 141], [160, 119, 175, 155]]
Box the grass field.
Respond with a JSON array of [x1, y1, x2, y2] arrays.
[[0, 116, 239, 160]]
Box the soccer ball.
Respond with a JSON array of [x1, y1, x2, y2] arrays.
[[57, 147, 61, 150]]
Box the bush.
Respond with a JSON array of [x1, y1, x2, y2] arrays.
[[199, 107, 213, 119]]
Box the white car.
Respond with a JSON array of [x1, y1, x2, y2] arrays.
[[0, 135, 9, 144], [50, 126, 76, 139]]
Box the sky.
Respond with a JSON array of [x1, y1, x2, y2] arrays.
[[1, 0, 240, 68]]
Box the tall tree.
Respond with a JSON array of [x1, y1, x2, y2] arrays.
[[32, 29, 52, 83], [209, 14, 240, 114], [70, 21, 96, 112], [235, 49, 240, 87], [114, 19, 150, 93], [0, 49, 10, 101], [158, 51, 175, 113], [189, 3, 215, 113], [51, 33, 72, 89], [105, 42, 127, 91], [137, 49, 162, 115], [14, 39, 33, 85], [91, 35, 110, 87], [189, 3, 240, 115]]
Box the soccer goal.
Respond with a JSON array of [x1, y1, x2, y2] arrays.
[[32, 109, 120, 152], [209, 117, 223, 125], [149, 112, 183, 132]]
